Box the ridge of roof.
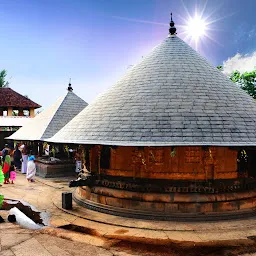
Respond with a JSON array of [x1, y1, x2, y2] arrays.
[[40, 91, 88, 140]]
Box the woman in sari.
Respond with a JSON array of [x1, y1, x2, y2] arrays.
[[26, 156, 36, 182], [13, 145, 22, 171], [21, 144, 28, 174], [2, 151, 11, 184]]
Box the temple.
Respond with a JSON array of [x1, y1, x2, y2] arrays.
[[7, 83, 88, 177], [0, 87, 41, 148], [8, 83, 87, 142], [48, 15, 256, 218]]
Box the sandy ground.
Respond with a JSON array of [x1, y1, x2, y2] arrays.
[[1, 173, 256, 255]]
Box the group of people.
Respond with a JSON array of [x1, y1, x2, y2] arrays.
[[0, 144, 37, 185]]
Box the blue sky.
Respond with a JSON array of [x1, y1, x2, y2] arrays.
[[0, 0, 256, 110]]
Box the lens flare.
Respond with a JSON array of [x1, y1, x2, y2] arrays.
[[185, 15, 207, 41], [177, 0, 225, 51]]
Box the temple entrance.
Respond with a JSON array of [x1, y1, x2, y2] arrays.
[[237, 149, 248, 177], [237, 149, 256, 178]]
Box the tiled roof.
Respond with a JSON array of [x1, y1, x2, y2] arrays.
[[7, 91, 88, 141], [0, 88, 41, 108], [48, 35, 256, 146]]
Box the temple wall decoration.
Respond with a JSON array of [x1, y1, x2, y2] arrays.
[[100, 146, 238, 180]]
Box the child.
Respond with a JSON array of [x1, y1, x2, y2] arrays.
[[9, 162, 16, 184], [2, 150, 11, 184]]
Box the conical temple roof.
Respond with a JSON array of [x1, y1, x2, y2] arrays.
[[8, 90, 88, 141], [48, 35, 256, 146]]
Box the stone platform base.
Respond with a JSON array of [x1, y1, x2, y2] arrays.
[[73, 186, 256, 220], [35, 161, 75, 178]]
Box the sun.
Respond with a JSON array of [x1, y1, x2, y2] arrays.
[[177, 1, 222, 51], [185, 15, 207, 41]]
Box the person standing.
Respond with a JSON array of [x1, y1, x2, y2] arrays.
[[1, 144, 9, 163], [0, 158, 4, 186], [75, 149, 82, 174], [13, 145, 22, 171], [21, 144, 28, 174], [2, 150, 11, 184], [26, 156, 36, 182]]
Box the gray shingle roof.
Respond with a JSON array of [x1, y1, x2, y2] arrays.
[[48, 35, 256, 146], [8, 91, 88, 141]]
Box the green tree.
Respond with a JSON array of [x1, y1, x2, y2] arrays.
[[230, 70, 256, 99], [0, 70, 9, 87], [217, 66, 256, 99]]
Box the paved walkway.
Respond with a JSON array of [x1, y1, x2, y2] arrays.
[[1, 173, 256, 255]]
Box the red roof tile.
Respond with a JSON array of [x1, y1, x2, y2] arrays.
[[0, 88, 41, 109]]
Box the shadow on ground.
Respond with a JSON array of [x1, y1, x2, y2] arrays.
[[59, 224, 256, 256]]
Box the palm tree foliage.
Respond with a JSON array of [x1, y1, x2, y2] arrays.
[[0, 70, 9, 87]]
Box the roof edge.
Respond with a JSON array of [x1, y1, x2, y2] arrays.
[[44, 138, 256, 147]]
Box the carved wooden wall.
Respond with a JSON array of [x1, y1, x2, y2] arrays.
[[98, 146, 238, 180]]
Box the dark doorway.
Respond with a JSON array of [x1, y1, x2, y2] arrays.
[[237, 149, 248, 177], [247, 149, 256, 177], [85, 149, 90, 171], [0, 131, 14, 150], [100, 146, 111, 169]]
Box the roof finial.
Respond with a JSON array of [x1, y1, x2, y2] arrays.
[[169, 12, 177, 35], [67, 78, 73, 92]]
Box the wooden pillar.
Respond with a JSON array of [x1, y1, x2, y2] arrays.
[[89, 149, 92, 173], [132, 147, 141, 179], [29, 108, 35, 117], [202, 146, 215, 181], [7, 107, 13, 116], [18, 109, 24, 116], [96, 145, 102, 175], [38, 142, 43, 157], [32, 142, 38, 155]]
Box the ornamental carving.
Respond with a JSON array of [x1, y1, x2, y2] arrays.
[[149, 148, 164, 165], [185, 147, 200, 163], [89, 177, 255, 194]]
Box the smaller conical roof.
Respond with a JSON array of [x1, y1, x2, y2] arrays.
[[7, 90, 88, 141]]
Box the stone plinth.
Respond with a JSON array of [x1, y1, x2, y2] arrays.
[[71, 145, 256, 219], [35, 159, 75, 178], [74, 185, 256, 219]]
